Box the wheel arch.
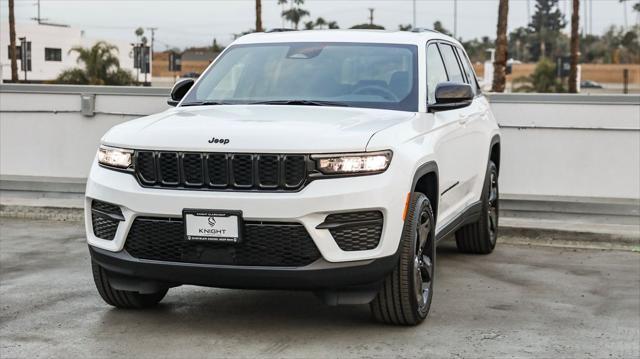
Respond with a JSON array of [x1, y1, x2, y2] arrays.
[[411, 161, 439, 223], [489, 134, 501, 175]]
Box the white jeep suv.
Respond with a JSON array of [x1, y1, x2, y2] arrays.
[[86, 29, 501, 325]]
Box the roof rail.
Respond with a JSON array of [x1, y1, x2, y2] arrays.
[[266, 28, 297, 33], [411, 28, 440, 34]]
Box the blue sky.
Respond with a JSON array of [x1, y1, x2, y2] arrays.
[[1, 0, 634, 49]]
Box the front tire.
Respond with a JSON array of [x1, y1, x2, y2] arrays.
[[92, 260, 168, 309], [455, 160, 499, 254], [370, 193, 435, 326]]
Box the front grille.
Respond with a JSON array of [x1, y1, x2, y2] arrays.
[[124, 217, 321, 267], [134, 151, 309, 191], [91, 200, 123, 240], [324, 211, 383, 251]]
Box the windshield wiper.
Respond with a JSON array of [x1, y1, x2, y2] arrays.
[[180, 100, 228, 107], [249, 100, 349, 107]]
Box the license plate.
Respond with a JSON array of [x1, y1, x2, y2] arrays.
[[183, 210, 242, 243]]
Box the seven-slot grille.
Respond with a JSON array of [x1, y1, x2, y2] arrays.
[[134, 151, 309, 191]]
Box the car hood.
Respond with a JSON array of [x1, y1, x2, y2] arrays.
[[102, 105, 416, 153]]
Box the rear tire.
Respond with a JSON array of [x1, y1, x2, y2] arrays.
[[455, 160, 499, 254], [92, 260, 167, 309], [370, 193, 435, 326]]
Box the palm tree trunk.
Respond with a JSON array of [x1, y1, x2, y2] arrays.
[[491, 0, 509, 92], [255, 0, 263, 32], [569, 0, 580, 93], [8, 0, 19, 82]]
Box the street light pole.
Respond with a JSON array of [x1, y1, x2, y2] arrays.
[[453, 0, 458, 38], [412, 0, 416, 29]]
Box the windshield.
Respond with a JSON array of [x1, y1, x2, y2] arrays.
[[181, 42, 419, 112]]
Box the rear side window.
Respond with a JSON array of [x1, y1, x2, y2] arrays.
[[439, 44, 465, 84], [426, 44, 448, 104], [455, 46, 480, 92]]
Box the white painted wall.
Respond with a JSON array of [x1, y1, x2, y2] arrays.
[[1, 85, 638, 201], [0, 22, 144, 82]]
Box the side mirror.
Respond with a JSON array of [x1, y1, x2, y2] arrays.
[[428, 82, 474, 112], [167, 78, 195, 106]]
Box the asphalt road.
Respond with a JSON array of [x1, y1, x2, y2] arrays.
[[1, 218, 639, 358]]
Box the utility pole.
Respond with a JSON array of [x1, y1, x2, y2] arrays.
[[30, 0, 48, 24], [146, 27, 157, 85], [453, 0, 458, 38], [527, 0, 531, 21], [589, 0, 593, 35], [9, 0, 19, 81], [368, 8, 374, 26], [583, 0, 588, 35], [412, 0, 416, 29]]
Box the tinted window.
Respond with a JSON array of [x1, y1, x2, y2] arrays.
[[439, 44, 465, 84], [45, 48, 62, 62], [184, 43, 419, 112], [426, 44, 448, 104], [456, 46, 479, 92]]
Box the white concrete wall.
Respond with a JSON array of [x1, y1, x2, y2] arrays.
[[1, 85, 639, 201]]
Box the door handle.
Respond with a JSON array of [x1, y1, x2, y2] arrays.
[[458, 114, 471, 125]]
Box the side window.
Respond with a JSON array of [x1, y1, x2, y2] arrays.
[[455, 46, 480, 92], [426, 44, 448, 104], [439, 44, 465, 84]]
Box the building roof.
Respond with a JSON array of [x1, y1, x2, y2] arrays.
[[182, 49, 220, 62], [234, 29, 459, 46]]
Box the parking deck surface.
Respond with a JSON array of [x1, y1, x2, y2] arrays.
[[1, 218, 639, 358]]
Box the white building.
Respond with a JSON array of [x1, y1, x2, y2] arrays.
[[0, 22, 149, 83]]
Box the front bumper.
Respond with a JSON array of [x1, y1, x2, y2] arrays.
[[89, 245, 398, 290], [85, 159, 408, 263]]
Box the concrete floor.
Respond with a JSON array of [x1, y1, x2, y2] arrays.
[[0, 218, 638, 358]]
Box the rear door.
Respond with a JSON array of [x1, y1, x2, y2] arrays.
[[454, 45, 492, 205], [437, 43, 486, 207], [425, 42, 468, 226]]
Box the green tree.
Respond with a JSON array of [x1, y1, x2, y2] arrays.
[[280, 0, 309, 29], [303, 17, 339, 30], [528, 0, 567, 60], [55, 41, 135, 85], [513, 58, 564, 93], [508, 27, 532, 61], [433, 21, 452, 36]]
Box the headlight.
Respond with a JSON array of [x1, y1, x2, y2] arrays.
[[97, 145, 133, 169], [313, 151, 392, 175]]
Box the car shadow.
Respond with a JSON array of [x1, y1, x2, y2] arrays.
[[95, 240, 466, 333]]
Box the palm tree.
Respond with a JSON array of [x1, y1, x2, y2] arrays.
[[56, 41, 135, 85], [315, 17, 327, 29], [492, 0, 509, 92], [569, 0, 580, 93], [279, 0, 309, 29], [255, 0, 263, 32], [282, 7, 309, 29]]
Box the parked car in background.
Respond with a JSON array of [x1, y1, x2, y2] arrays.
[[581, 80, 604, 89], [86, 29, 501, 326]]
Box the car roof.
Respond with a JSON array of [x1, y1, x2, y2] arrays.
[[233, 29, 461, 47]]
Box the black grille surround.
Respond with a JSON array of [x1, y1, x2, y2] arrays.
[[133, 151, 311, 192], [91, 200, 124, 240], [319, 211, 384, 251], [124, 217, 322, 267]]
